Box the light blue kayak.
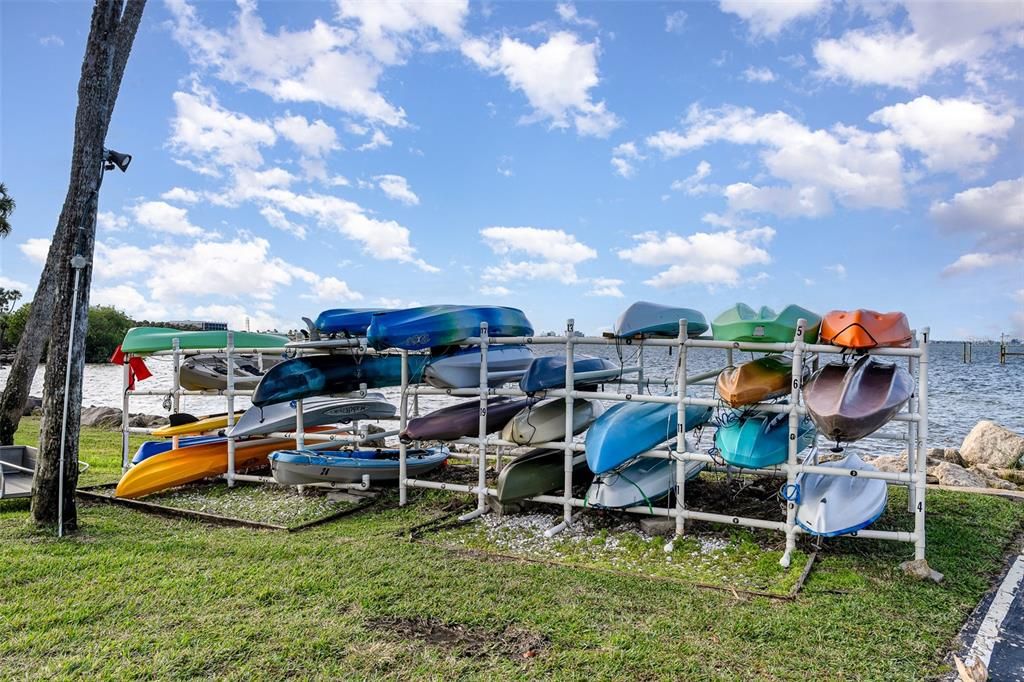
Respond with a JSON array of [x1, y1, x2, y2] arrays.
[[519, 356, 621, 394], [366, 305, 533, 351], [613, 301, 708, 338], [269, 447, 448, 485], [795, 452, 887, 537], [315, 308, 393, 336], [585, 401, 713, 474], [586, 452, 705, 509], [715, 411, 816, 469]]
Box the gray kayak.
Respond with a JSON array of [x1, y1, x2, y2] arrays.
[[269, 447, 448, 485], [585, 441, 704, 509], [804, 355, 913, 443], [613, 301, 709, 338], [500, 398, 604, 446], [227, 394, 395, 438], [179, 353, 284, 391], [495, 449, 593, 503], [795, 452, 887, 537], [423, 345, 535, 389]]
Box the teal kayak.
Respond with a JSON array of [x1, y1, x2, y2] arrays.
[[120, 327, 288, 354], [714, 411, 816, 469], [711, 304, 821, 343]]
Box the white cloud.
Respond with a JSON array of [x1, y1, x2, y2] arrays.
[[374, 174, 420, 205], [132, 201, 207, 237], [670, 160, 714, 195], [273, 114, 339, 157], [611, 157, 635, 178], [611, 141, 643, 178], [19, 238, 51, 265], [0, 275, 28, 292], [97, 211, 129, 231], [813, 1, 1023, 89], [556, 2, 598, 29], [665, 10, 687, 34], [480, 285, 511, 296], [166, 0, 408, 127], [724, 183, 833, 217], [617, 227, 775, 288], [462, 31, 620, 137], [94, 242, 156, 279], [337, 0, 469, 65], [191, 303, 284, 332], [742, 66, 776, 82], [92, 284, 169, 320], [824, 263, 847, 279], [868, 96, 1014, 174], [39, 34, 64, 47], [302, 276, 363, 302], [480, 226, 597, 284], [719, 0, 826, 38], [942, 252, 1015, 276], [357, 129, 393, 151], [160, 187, 201, 203], [930, 177, 1023, 270], [170, 88, 277, 172], [587, 277, 624, 298], [260, 206, 307, 239]]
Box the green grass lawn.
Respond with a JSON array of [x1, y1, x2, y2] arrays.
[[2, 418, 1022, 680]]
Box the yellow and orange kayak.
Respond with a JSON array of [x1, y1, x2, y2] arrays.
[[820, 310, 911, 349], [151, 412, 246, 437], [115, 432, 340, 499], [717, 355, 797, 407]]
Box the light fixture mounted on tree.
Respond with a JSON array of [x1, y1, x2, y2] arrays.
[[103, 148, 132, 173]]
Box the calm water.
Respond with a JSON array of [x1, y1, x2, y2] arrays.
[[2, 342, 1021, 453]]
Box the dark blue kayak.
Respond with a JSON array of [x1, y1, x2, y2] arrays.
[[519, 356, 621, 394], [367, 305, 533, 351], [315, 308, 393, 336], [585, 401, 713, 474], [131, 436, 224, 465], [253, 353, 430, 406]]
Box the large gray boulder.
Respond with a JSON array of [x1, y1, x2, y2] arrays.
[[931, 461, 989, 488], [80, 405, 123, 429], [960, 421, 1024, 469]]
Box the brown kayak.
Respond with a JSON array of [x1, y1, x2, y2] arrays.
[[716, 355, 801, 407], [820, 310, 912, 349], [803, 355, 913, 443]]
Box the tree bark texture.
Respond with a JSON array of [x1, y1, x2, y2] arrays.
[[29, 0, 145, 530]]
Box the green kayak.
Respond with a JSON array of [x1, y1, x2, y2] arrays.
[[120, 327, 289, 354], [711, 304, 821, 343]]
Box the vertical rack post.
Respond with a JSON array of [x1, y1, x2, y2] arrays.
[[779, 318, 807, 568], [906, 331, 919, 513], [636, 340, 645, 394], [171, 338, 181, 450], [458, 322, 488, 522], [667, 319, 689, 552], [225, 331, 236, 487], [545, 318, 575, 538], [914, 327, 930, 561], [121, 361, 130, 472], [295, 398, 305, 450], [399, 349, 410, 506]]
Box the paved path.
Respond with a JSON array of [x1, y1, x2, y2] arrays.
[[955, 554, 1024, 681]]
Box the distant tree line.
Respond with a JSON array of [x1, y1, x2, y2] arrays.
[[2, 300, 134, 363]]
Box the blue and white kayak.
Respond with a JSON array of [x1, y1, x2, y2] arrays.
[[519, 356, 621, 394], [585, 401, 713, 474], [315, 308, 392, 336], [586, 440, 704, 509], [795, 453, 887, 537], [613, 301, 709, 338], [715, 411, 816, 469], [269, 447, 449, 485], [423, 345, 535, 389], [367, 305, 533, 351], [131, 436, 223, 465]]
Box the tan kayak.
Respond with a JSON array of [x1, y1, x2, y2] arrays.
[[716, 355, 800, 407]]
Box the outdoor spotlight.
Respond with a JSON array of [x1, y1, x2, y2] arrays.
[[104, 148, 132, 172]]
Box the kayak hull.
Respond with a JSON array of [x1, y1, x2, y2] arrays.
[[152, 413, 245, 437], [585, 401, 713, 474], [423, 345, 535, 389], [120, 327, 287, 355], [519, 356, 621, 394], [795, 453, 888, 537], [715, 412, 816, 469], [400, 397, 535, 442], [711, 304, 821, 343], [228, 394, 394, 438], [613, 302, 709, 338], [315, 308, 392, 336], [252, 353, 429, 406], [716, 355, 799, 407], [131, 436, 223, 465], [270, 447, 448, 485], [820, 309, 912, 349], [367, 305, 533, 351], [804, 356, 913, 443], [501, 398, 604, 446], [586, 448, 704, 509], [495, 448, 594, 502]]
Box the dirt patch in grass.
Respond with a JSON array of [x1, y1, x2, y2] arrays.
[[365, 615, 548, 661]]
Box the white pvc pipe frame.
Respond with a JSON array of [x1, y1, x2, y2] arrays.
[[396, 320, 930, 568]]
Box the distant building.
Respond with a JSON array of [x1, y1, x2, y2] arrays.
[[164, 320, 228, 331]]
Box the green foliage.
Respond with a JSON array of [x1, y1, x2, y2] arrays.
[[0, 182, 14, 237], [1, 303, 134, 361]]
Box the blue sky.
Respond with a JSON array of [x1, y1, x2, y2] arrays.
[[1, 0, 1021, 339]]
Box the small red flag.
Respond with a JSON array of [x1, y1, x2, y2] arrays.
[[109, 344, 126, 365]]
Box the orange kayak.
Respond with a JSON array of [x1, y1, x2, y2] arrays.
[[115, 430, 341, 499], [820, 310, 911, 349], [717, 355, 798, 407]]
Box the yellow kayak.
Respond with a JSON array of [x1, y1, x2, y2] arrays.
[[114, 434, 342, 499], [151, 412, 245, 437]]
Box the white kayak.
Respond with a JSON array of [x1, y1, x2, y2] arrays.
[[227, 394, 396, 438], [423, 345, 535, 389], [795, 452, 888, 537], [585, 439, 703, 509], [500, 398, 604, 446]]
